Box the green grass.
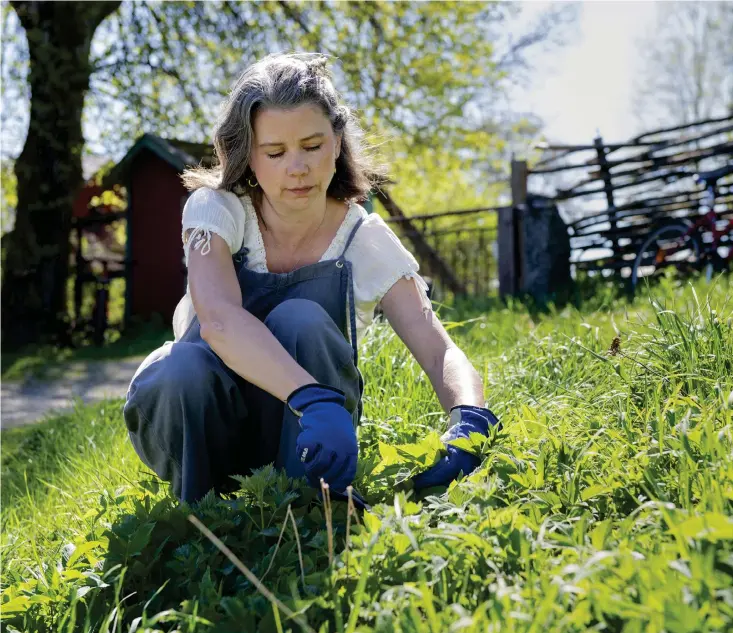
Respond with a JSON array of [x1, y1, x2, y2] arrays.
[[1, 319, 172, 383], [2, 272, 733, 632]]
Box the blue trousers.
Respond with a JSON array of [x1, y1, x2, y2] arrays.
[[123, 299, 363, 503]]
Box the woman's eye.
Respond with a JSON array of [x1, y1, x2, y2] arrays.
[[267, 145, 322, 159]]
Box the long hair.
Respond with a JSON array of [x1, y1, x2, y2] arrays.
[[181, 52, 388, 218]]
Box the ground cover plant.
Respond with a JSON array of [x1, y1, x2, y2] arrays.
[[2, 272, 733, 632]]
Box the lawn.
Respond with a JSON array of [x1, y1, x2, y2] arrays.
[[1, 319, 172, 383], [2, 273, 732, 632]]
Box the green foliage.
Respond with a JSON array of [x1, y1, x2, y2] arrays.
[[3, 0, 572, 351], [1, 157, 18, 235], [2, 274, 733, 632], [385, 139, 507, 216]]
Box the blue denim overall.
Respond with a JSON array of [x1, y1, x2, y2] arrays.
[[123, 215, 366, 503]]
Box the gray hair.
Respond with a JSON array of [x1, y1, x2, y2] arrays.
[[181, 52, 388, 215]]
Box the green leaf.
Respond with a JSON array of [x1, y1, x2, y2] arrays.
[[581, 485, 612, 502], [590, 520, 613, 550], [372, 433, 445, 477], [393, 533, 411, 555], [676, 513, 733, 542], [66, 540, 103, 569], [0, 595, 31, 614], [61, 569, 86, 581], [363, 512, 381, 534], [127, 522, 156, 557], [446, 432, 488, 458]]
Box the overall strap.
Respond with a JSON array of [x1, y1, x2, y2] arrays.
[[346, 260, 359, 367], [339, 215, 366, 259]]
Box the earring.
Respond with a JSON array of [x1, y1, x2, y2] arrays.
[[247, 175, 258, 188]]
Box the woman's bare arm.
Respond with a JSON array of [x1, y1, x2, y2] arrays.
[[186, 231, 315, 402]]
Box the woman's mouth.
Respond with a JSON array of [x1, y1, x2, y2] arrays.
[[289, 186, 313, 195]]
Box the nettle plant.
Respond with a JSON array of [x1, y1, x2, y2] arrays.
[[2, 276, 733, 632], [2, 425, 504, 633]]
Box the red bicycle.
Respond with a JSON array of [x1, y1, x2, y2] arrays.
[[631, 163, 733, 291]]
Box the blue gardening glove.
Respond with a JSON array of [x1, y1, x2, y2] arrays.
[[411, 405, 501, 491], [286, 383, 358, 493]]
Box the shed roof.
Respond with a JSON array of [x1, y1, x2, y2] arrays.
[[99, 133, 215, 189]]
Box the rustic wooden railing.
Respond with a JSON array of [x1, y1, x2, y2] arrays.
[[529, 115, 733, 275], [378, 195, 504, 302]]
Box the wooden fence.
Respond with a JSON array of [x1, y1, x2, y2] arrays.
[[71, 117, 733, 345], [375, 159, 537, 302], [529, 115, 733, 275], [374, 188, 505, 303], [375, 113, 733, 303]]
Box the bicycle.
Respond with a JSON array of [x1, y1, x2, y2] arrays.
[[630, 163, 733, 291]]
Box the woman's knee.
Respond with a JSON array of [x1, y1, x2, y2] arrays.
[[124, 343, 227, 474], [124, 343, 222, 431], [264, 298, 333, 339], [136, 342, 221, 391], [266, 298, 353, 361]]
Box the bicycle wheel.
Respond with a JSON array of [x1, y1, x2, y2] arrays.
[[631, 223, 701, 291]]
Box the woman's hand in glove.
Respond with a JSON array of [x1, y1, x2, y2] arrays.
[[286, 383, 358, 493], [411, 405, 501, 492]]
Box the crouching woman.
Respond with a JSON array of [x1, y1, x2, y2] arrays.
[[123, 52, 500, 505]]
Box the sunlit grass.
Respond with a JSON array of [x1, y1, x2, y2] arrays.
[[2, 273, 732, 632]]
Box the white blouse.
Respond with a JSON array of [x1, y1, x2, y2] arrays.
[[172, 187, 431, 344]]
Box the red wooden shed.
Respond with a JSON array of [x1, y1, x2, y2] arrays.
[[94, 133, 215, 327], [79, 133, 376, 336]]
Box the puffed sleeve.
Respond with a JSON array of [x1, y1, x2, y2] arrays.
[[181, 187, 246, 267], [349, 213, 432, 309]]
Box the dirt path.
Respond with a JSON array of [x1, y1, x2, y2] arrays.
[[1, 357, 145, 430]]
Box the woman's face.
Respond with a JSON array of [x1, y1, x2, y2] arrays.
[[249, 103, 341, 210]]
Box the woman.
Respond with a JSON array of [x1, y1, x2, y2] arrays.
[[123, 52, 500, 506]]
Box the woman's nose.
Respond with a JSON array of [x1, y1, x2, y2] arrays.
[[287, 155, 309, 176]]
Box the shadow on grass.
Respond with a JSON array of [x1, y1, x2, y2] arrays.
[[429, 275, 631, 326], [1, 319, 173, 383], [1, 395, 365, 632], [71, 473, 346, 632]]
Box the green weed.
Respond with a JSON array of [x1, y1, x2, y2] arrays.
[[2, 274, 732, 632]]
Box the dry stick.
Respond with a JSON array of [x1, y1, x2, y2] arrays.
[[321, 478, 334, 567], [348, 489, 361, 528], [260, 504, 292, 583], [345, 486, 354, 581], [260, 504, 305, 588], [188, 514, 316, 633], [287, 504, 306, 589]]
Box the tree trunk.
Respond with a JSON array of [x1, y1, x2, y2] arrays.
[[2, 1, 121, 351]]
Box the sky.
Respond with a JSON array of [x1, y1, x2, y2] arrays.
[[1, 0, 664, 180], [516, 0, 660, 145]]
